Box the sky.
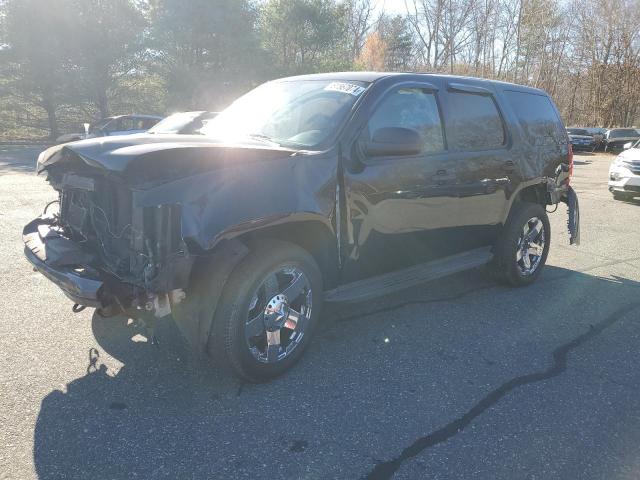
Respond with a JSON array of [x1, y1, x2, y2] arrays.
[[376, 0, 408, 14]]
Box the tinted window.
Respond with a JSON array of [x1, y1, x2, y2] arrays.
[[608, 129, 639, 138], [504, 90, 564, 145], [445, 92, 505, 150], [367, 88, 444, 154], [142, 118, 160, 129], [567, 128, 590, 136], [118, 118, 137, 131]]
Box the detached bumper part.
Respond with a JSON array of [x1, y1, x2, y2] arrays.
[[23, 216, 105, 308], [563, 185, 580, 246]]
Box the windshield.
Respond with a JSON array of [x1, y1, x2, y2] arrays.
[[89, 118, 113, 132], [609, 129, 639, 138], [148, 112, 203, 134], [200, 79, 370, 149], [567, 129, 590, 136]]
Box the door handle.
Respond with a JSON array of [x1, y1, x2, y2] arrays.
[[502, 160, 515, 172], [434, 169, 455, 185]]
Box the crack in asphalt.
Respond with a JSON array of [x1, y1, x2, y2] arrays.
[[363, 301, 640, 480]]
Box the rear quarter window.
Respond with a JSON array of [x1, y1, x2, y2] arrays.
[[504, 90, 565, 146], [444, 92, 505, 150]]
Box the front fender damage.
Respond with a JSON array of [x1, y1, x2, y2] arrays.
[[170, 239, 249, 353]]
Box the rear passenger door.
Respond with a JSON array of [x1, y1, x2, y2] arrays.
[[440, 83, 513, 248], [502, 89, 568, 182]]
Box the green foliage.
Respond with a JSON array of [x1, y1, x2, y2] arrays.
[[0, 0, 637, 140], [260, 0, 348, 74], [66, 0, 147, 117], [149, 0, 264, 110], [2, 0, 76, 138]]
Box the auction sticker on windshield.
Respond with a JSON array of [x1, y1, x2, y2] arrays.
[[324, 82, 366, 96]]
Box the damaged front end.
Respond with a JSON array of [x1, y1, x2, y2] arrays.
[[24, 147, 194, 319]]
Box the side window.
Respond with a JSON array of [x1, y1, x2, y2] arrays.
[[143, 118, 159, 129], [445, 92, 505, 150], [504, 90, 564, 145], [367, 88, 445, 154], [102, 119, 119, 133], [118, 117, 136, 131]]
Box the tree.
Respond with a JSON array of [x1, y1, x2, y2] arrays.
[[356, 31, 387, 70], [378, 14, 415, 70], [149, 0, 262, 109], [1, 0, 75, 139], [66, 0, 146, 118], [260, 0, 347, 73], [345, 0, 375, 62]]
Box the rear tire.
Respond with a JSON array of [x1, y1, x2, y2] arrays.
[[207, 239, 322, 382], [493, 202, 550, 287]]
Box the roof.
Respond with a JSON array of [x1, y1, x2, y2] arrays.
[[104, 114, 164, 121], [276, 71, 398, 83], [275, 71, 546, 95]]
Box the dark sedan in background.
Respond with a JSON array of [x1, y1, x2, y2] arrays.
[[567, 128, 596, 152], [604, 128, 640, 152]]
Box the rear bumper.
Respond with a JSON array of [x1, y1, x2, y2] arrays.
[[22, 215, 123, 308], [561, 185, 580, 245], [606, 140, 636, 151]]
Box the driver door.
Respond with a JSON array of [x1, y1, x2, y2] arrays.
[[341, 83, 461, 282]]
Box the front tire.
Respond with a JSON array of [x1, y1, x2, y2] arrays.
[[493, 202, 550, 287], [208, 239, 322, 382]]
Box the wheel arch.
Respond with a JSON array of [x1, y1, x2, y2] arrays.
[[231, 218, 339, 290], [502, 181, 549, 224]]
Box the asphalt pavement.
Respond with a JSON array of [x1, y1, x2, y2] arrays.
[[1, 145, 640, 480]]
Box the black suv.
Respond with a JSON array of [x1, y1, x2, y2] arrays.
[[24, 73, 580, 382]]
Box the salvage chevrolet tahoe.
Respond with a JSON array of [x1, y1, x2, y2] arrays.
[[24, 73, 580, 382]]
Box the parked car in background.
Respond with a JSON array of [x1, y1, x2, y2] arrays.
[[25, 72, 579, 382], [609, 138, 640, 200], [585, 127, 607, 150], [566, 128, 596, 152], [603, 128, 640, 152], [147, 111, 218, 135], [55, 115, 163, 144]]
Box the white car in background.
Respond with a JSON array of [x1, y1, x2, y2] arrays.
[[55, 115, 163, 144], [609, 138, 640, 200]]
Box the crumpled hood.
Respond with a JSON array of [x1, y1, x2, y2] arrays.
[[37, 134, 298, 180]]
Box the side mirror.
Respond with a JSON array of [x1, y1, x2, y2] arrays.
[[623, 142, 633, 150], [364, 127, 423, 157]]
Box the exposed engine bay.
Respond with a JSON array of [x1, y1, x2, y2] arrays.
[[26, 155, 193, 319]]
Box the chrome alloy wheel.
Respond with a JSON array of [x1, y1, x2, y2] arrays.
[[516, 216, 545, 276], [245, 267, 312, 363]]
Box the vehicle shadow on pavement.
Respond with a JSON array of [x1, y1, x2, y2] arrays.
[[33, 266, 640, 479]]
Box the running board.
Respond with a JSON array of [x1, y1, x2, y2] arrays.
[[324, 247, 493, 303]]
